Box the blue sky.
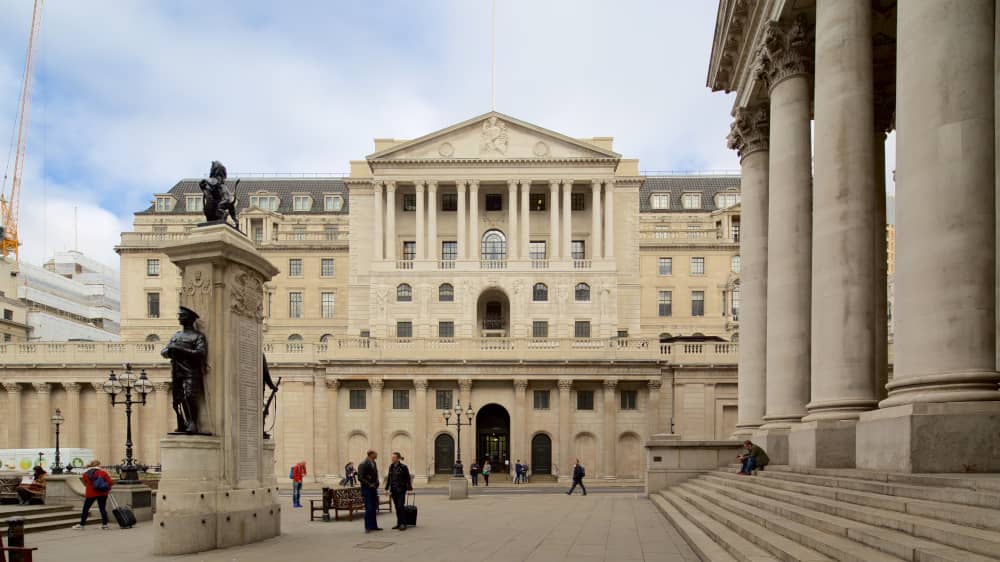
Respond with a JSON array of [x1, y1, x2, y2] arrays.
[[0, 1, 744, 267]]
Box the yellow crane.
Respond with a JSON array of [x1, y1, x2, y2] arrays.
[[1, 0, 44, 260]]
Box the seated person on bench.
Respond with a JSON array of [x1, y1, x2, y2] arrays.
[[16, 466, 47, 505], [737, 440, 769, 475]]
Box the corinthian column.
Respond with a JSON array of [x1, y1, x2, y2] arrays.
[[513, 379, 528, 469], [34, 383, 52, 448], [325, 378, 341, 480], [456, 181, 467, 260], [507, 180, 519, 260], [557, 378, 572, 482], [591, 180, 603, 259], [458, 379, 473, 469], [427, 181, 438, 261], [603, 378, 618, 480], [647, 379, 662, 435], [415, 180, 426, 260], [549, 180, 560, 259], [562, 180, 573, 259], [727, 106, 769, 437], [373, 180, 384, 260], [3, 383, 21, 448], [385, 183, 397, 261], [369, 378, 384, 454], [413, 379, 429, 483], [154, 382, 170, 465], [468, 181, 480, 259], [64, 382, 82, 447], [603, 180, 615, 259], [520, 181, 531, 259], [91, 382, 111, 465]]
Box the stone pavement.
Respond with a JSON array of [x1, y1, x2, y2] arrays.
[[17, 492, 697, 562]]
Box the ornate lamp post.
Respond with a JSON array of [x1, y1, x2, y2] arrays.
[[442, 400, 475, 478], [51, 408, 64, 474], [102, 363, 152, 483]]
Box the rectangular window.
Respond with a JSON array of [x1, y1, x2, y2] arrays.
[[438, 321, 455, 338], [533, 390, 550, 410], [321, 292, 335, 319], [571, 240, 586, 260], [436, 390, 453, 410], [650, 193, 670, 209], [658, 257, 672, 275], [396, 321, 413, 338], [485, 193, 503, 211], [324, 195, 343, 211], [658, 291, 672, 317], [321, 258, 335, 277], [529, 241, 547, 261], [441, 193, 457, 212], [349, 389, 366, 410], [324, 225, 338, 240], [289, 258, 303, 277], [620, 390, 638, 410], [3, 333, 9, 342], [392, 389, 410, 410], [574, 320, 591, 339], [577, 390, 594, 410], [531, 320, 549, 338], [146, 292, 160, 319], [155, 196, 173, 212], [402, 241, 416, 261], [692, 291, 705, 317], [731, 255, 741, 273], [732, 221, 741, 243], [185, 196, 203, 212], [731, 287, 741, 318], [571, 192, 585, 211], [442, 241, 457, 262], [530, 192, 546, 211], [2, 309, 12, 321], [293, 195, 312, 211], [682, 193, 702, 209], [402, 193, 417, 212], [146, 258, 160, 277], [691, 257, 705, 275], [289, 292, 303, 318]]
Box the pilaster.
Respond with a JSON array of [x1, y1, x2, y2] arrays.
[[33, 382, 52, 449], [413, 378, 429, 483], [325, 377, 340, 481], [603, 378, 618, 480], [3, 383, 21, 448], [557, 378, 573, 482]]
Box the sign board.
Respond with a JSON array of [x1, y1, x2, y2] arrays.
[[0, 448, 95, 472]]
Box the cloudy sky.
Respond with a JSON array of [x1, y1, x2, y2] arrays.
[[0, 1, 891, 269]]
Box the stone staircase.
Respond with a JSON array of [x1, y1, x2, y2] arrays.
[[651, 465, 1000, 561], [0, 504, 82, 533]]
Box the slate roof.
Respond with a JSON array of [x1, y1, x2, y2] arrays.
[[640, 175, 741, 213], [139, 178, 349, 215]]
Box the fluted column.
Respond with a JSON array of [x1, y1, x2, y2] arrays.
[[413, 379, 428, 482], [456, 181, 467, 260], [385, 183, 397, 261], [513, 379, 528, 468], [373, 180, 384, 260], [63, 382, 82, 447], [549, 180, 560, 259], [520, 181, 531, 258], [727, 106, 770, 435], [603, 180, 615, 258], [415, 180, 426, 260], [369, 378, 384, 454], [507, 180, 519, 260], [468, 181, 480, 259], [647, 379, 662, 435], [325, 378, 340, 479], [91, 381, 111, 464], [603, 378, 618, 480], [458, 379, 473, 468], [591, 180, 603, 259], [34, 383, 52, 448], [562, 180, 573, 259], [427, 181, 438, 261], [3, 383, 21, 448], [557, 378, 572, 481]]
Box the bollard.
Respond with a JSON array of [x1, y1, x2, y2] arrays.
[[5, 517, 27, 562]]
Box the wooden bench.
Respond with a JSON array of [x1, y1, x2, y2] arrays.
[[0, 478, 20, 504], [310, 487, 392, 522]]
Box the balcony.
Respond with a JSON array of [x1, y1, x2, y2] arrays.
[[383, 258, 614, 273], [638, 228, 738, 245]]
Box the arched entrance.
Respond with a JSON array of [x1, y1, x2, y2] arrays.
[[475, 403, 510, 472], [477, 288, 510, 337], [531, 433, 552, 475], [434, 434, 455, 474]]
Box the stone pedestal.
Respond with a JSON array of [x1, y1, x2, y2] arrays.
[[751, 428, 790, 466], [448, 477, 468, 500], [153, 225, 280, 555], [644, 434, 743, 495], [856, 402, 1000, 473], [789, 420, 856, 468], [114, 483, 154, 522]]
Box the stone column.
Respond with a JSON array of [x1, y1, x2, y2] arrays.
[[468, 181, 480, 259], [507, 180, 519, 260], [562, 179, 573, 259], [34, 383, 52, 448], [153, 382, 170, 465], [373, 180, 384, 260], [857, 0, 1000, 473], [427, 181, 438, 261], [91, 382, 110, 466], [385, 182, 397, 261], [413, 379, 429, 483], [457, 181, 467, 260], [753, 16, 814, 466], [369, 378, 384, 455], [62, 382, 81, 448], [549, 180, 560, 259], [591, 180, 603, 259], [603, 378, 618, 480], [311, 377, 327, 482], [325, 378, 340, 480], [513, 379, 528, 468], [647, 379, 662, 435], [557, 378, 572, 482], [604, 180, 615, 259], [727, 106, 769, 437], [458, 379, 473, 469], [415, 180, 426, 261], [520, 181, 531, 259], [3, 383, 20, 448]]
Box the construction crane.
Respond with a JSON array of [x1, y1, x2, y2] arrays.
[[1, 0, 45, 260]]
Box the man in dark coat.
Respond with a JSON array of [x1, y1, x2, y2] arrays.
[[738, 440, 770, 475], [385, 452, 413, 530], [566, 459, 587, 496], [357, 449, 382, 533]]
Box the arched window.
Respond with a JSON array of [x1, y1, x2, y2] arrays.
[[319, 334, 333, 343], [533, 283, 548, 302], [480, 230, 507, 260], [439, 283, 454, 302], [397, 283, 412, 302], [575, 283, 590, 301], [288, 334, 303, 342], [145, 334, 160, 343]]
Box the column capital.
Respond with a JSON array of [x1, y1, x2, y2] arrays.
[[154, 381, 171, 393], [63, 382, 82, 392], [727, 105, 770, 160], [648, 379, 662, 391], [368, 377, 384, 391], [458, 378, 473, 392], [455, 179, 467, 191], [591, 179, 601, 189], [604, 178, 615, 188], [426, 180, 438, 192], [90, 381, 106, 392], [325, 376, 340, 390], [2, 382, 20, 393], [754, 14, 814, 92], [603, 378, 619, 389], [413, 378, 429, 391], [557, 378, 573, 392], [414, 179, 425, 191], [513, 378, 529, 391], [562, 179, 574, 187], [469, 180, 480, 191], [507, 179, 518, 189], [372, 179, 384, 191], [549, 179, 560, 190], [520, 179, 532, 190], [385, 181, 397, 193], [33, 382, 51, 394]]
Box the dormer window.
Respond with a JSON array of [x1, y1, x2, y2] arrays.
[[154, 196, 175, 212], [324, 195, 344, 211], [650, 193, 670, 210], [682, 192, 702, 209], [293, 195, 313, 212], [249, 194, 279, 212], [185, 196, 203, 212], [715, 192, 740, 209]]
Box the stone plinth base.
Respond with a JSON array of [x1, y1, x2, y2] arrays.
[[789, 420, 856, 468], [752, 427, 790, 466], [856, 401, 1000, 473], [448, 477, 469, 500], [412, 475, 430, 485], [44, 474, 87, 505], [644, 433, 744, 494], [113, 483, 154, 522]]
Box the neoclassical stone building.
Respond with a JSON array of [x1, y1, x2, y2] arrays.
[[710, 0, 998, 472], [1, 112, 743, 482]]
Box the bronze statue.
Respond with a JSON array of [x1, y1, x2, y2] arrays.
[[161, 306, 207, 434], [198, 160, 240, 229], [262, 354, 281, 439]]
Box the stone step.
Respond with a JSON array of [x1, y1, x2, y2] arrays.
[[767, 465, 1000, 495], [0, 504, 100, 534], [677, 481, 905, 562], [699, 475, 1000, 561], [650, 491, 744, 562]]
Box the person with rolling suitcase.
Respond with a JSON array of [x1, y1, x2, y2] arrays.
[[384, 451, 412, 531], [109, 493, 137, 529], [402, 491, 417, 527], [73, 460, 113, 530]]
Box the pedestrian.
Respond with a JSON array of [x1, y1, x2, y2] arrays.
[[385, 452, 412, 531], [343, 461, 356, 487], [514, 459, 522, 484], [290, 460, 307, 507], [72, 460, 112, 530], [482, 460, 492, 486], [16, 465, 47, 505], [469, 460, 479, 486], [566, 459, 587, 496], [737, 440, 770, 475], [523, 463, 529, 484], [358, 449, 382, 533]]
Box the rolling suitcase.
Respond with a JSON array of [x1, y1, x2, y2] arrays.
[[401, 492, 417, 527], [109, 493, 137, 529]]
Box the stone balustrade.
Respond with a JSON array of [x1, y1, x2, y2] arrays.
[[374, 257, 613, 273]]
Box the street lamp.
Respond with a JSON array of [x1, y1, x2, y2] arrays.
[[51, 408, 64, 474], [102, 363, 152, 483], [442, 400, 475, 478]]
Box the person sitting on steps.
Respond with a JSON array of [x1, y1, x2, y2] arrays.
[[737, 440, 769, 475]]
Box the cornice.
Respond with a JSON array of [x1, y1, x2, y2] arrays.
[[369, 157, 620, 169]]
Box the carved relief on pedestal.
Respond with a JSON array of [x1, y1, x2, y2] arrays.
[[231, 267, 265, 321], [727, 106, 770, 160], [754, 14, 814, 92]]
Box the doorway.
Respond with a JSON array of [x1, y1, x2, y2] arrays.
[[434, 433, 455, 474], [531, 433, 552, 475], [475, 403, 510, 472]]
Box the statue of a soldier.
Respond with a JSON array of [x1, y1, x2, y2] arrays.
[[161, 306, 208, 434], [198, 160, 240, 229]]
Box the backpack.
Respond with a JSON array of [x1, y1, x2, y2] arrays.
[[289, 467, 295, 480], [88, 469, 110, 493]]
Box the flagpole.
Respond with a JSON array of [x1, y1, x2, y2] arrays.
[[491, 0, 496, 110]]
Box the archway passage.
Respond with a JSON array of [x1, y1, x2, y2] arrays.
[[434, 434, 455, 474], [477, 288, 510, 337], [476, 403, 511, 472], [531, 433, 552, 475]]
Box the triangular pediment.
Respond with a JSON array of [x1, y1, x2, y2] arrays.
[[367, 111, 620, 162]]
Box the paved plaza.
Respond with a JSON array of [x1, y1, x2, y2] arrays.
[[17, 492, 696, 562]]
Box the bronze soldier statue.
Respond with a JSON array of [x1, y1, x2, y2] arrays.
[[199, 160, 240, 229], [161, 306, 207, 434]]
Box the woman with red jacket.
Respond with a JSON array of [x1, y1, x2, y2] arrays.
[[72, 460, 113, 530]]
